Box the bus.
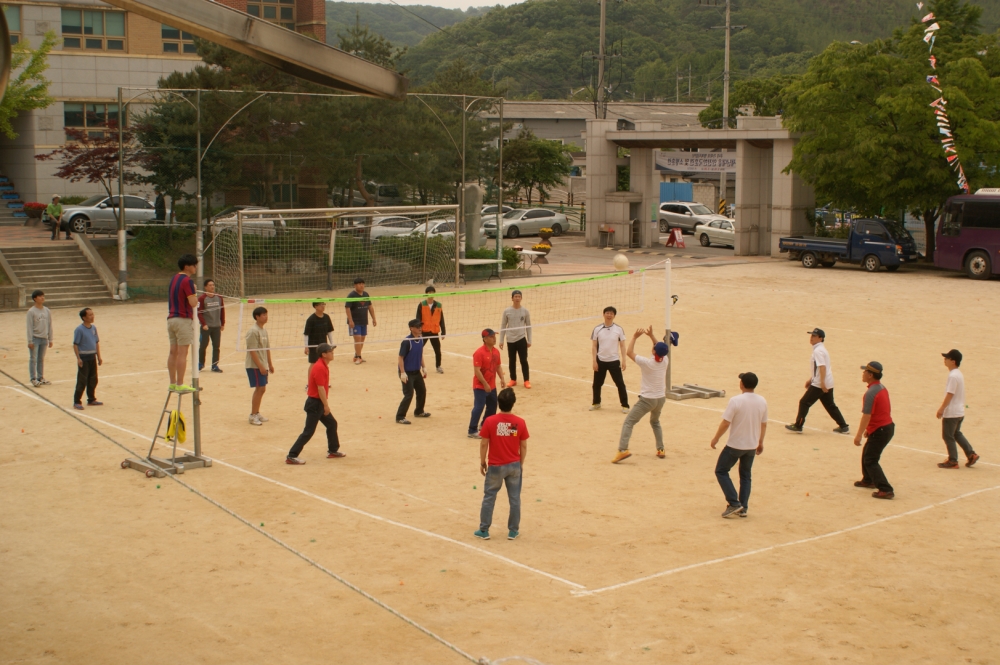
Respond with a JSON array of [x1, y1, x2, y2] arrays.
[[935, 192, 1000, 280]]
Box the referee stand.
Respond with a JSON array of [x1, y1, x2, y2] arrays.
[[663, 259, 725, 401], [123, 308, 212, 478]]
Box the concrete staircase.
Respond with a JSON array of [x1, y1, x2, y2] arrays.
[[0, 173, 28, 226], [0, 245, 114, 307]]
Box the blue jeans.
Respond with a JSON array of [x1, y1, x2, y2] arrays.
[[29, 337, 48, 381], [479, 461, 522, 532], [468, 388, 497, 435], [715, 446, 756, 511]]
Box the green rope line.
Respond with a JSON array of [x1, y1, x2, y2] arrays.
[[241, 270, 641, 304]]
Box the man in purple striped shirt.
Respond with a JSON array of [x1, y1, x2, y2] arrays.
[[167, 254, 199, 391]]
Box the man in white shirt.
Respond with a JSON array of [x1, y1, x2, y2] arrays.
[[711, 372, 768, 518], [936, 349, 979, 468], [786, 328, 849, 434], [591, 306, 629, 413], [613, 326, 668, 463]]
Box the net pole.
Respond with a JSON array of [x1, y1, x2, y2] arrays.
[[497, 98, 504, 271], [422, 213, 429, 284], [237, 209, 245, 298], [664, 259, 673, 393]]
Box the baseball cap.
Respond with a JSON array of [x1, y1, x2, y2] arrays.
[[653, 341, 669, 357], [861, 361, 884, 374], [807, 328, 825, 339], [942, 349, 962, 363], [481, 328, 496, 337], [738, 372, 759, 389], [511, 290, 522, 297], [317, 343, 336, 354], [408, 318, 421, 329]]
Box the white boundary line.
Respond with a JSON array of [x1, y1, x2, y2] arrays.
[[572, 482, 1000, 597], [0, 384, 585, 591]]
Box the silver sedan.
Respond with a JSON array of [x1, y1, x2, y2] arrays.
[[694, 219, 735, 247], [483, 208, 571, 239], [60, 194, 162, 233]]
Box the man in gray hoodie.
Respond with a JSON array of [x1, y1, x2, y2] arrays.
[[26, 290, 54, 387]]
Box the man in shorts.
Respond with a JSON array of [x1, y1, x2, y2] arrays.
[[474, 387, 529, 541], [853, 361, 895, 499], [286, 343, 345, 464], [711, 372, 768, 518], [936, 349, 979, 468], [303, 301, 334, 384], [613, 326, 668, 463], [246, 306, 274, 426], [468, 328, 506, 438], [396, 319, 430, 424], [167, 254, 199, 391], [417, 286, 446, 374], [591, 305, 629, 413], [345, 277, 377, 364]]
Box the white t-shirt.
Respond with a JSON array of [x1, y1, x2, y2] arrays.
[[722, 392, 769, 450], [943, 368, 966, 419], [592, 323, 626, 362], [634, 354, 668, 399], [810, 342, 834, 389]]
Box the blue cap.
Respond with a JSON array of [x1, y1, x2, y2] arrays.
[[653, 342, 669, 357]]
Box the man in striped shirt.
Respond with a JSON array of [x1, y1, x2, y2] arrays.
[[167, 255, 199, 391]]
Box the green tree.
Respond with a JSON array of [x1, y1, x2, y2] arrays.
[[634, 60, 670, 101], [782, 0, 1000, 260], [338, 13, 407, 70], [0, 31, 56, 139], [502, 129, 572, 204], [698, 75, 797, 128]]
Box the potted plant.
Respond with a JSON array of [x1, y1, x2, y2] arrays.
[[531, 243, 551, 264], [23, 202, 46, 219], [538, 227, 554, 242]]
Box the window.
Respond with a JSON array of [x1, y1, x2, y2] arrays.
[[862, 222, 888, 240], [161, 24, 197, 54], [271, 183, 298, 204], [961, 201, 1000, 229], [3, 5, 20, 45], [61, 9, 125, 51], [245, 0, 296, 30], [64, 102, 121, 139], [941, 205, 962, 237], [125, 196, 153, 209]]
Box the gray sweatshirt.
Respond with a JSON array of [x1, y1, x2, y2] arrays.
[[499, 306, 532, 345], [26, 306, 53, 343]]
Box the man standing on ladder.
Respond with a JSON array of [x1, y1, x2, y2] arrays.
[[167, 255, 199, 392]]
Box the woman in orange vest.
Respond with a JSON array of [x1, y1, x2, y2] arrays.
[[416, 286, 446, 374]]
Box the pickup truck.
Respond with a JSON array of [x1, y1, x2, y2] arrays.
[[778, 218, 920, 272]]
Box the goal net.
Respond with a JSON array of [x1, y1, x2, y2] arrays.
[[233, 270, 646, 352], [212, 205, 463, 298]]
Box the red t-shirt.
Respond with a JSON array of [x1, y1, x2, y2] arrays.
[[479, 413, 529, 466], [472, 344, 501, 390], [862, 381, 892, 434], [168, 273, 195, 319], [307, 360, 330, 399]]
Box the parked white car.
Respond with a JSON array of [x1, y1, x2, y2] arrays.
[[693, 219, 736, 247], [406, 219, 487, 248], [59, 194, 163, 234], [483, 208, 572, 238], [659, 201, 731, 234], [369, 215, 419, 240], [211, 206, 286, 237]]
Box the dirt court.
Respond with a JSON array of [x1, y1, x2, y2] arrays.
[[1, 260, 997, 665]]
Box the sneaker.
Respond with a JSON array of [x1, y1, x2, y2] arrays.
[[612, 450, 632, 464], [833, 425, 850, 434], [722, 505, 745, 519], [966, 453, 980, 467], [73, 403, 84, 410], [285, 457, 306, 465], [739, 510, 748, 518], [656, 449, 665, 459], [327, 451, 346, 459], [169, 383, 178, 391], [785, 424, 803, 433], [473, 529, 490, 540], [508, 380, 517, 387], [436, 366, 444, 374], [853, 480, 875, 488], [937, 459, 959, 469], [359, 357, 366, 363], [249, 414, 262, 426], [621, 406, 630, 414], [523, 381, 532, 389], [175, 384, 195, 393], [353, 356, 361, 365], [397, 418, 411, 425], [872, 490, 894, 500], [507, 530, 519, 540], [39, 379, 51, 385], [589, 404, 601, 411], [414, 412, 431, 418], [199, 363, 204, 371], [87, 400, 104, 406], [211, 365, 223, 373], [256, 413, 269, 423], [30, 379, 39, 387], [467, 432, 481, 439]]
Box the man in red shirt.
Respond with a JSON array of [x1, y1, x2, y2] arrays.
[[468, 328, 506, 438], [853, 361, 894, 499], [286, 343, 346, 464], [475, 387, 529, 540], [167, 254, 199, 391]]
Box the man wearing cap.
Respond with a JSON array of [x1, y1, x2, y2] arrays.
[[853, 362, 895, 499], [286, 343, 345, 464], [786, 328, 850, 434], [613, 326, 669, 463], [711, 372, 768, 518], [936, 349, 979, 468], [499, 290, 532, 388], [468, 328, 506, 439], [396, 319, 430, 425], [47, 195, 69, 241]]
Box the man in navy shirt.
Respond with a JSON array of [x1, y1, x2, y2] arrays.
[[396, 319, 429, 424], [72, 307, 103, 409], [345, 277, 377, 365]]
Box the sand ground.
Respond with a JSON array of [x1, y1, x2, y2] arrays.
[[1, 259, 998, 665]]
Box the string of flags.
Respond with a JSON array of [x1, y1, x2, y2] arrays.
[[919, 2, 969, 192]]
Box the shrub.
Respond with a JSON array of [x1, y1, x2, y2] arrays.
[[23, 202, 47, 212], [466, 246, 520, 269], [59, 196, 88, 205]]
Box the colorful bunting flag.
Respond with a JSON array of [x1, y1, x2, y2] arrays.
[[921, 12, 936, 22], [929, 55, 937, 68], [924, 32, 934, 44], [924, 22, 940, 32], [917, 2, 923, 9]]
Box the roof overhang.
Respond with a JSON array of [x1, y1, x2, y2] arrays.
[[101, 0, 408, 100], [607, 128, 799, 150]]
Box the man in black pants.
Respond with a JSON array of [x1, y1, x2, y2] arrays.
[[499, 290, 532, 388], [416, 286, 446, 374], [396, 319, 430, 424], [590, 306, 629, 413], [786, 328, 850, 434], [853, 361, 895, 499], [287, 344, 345, 464]]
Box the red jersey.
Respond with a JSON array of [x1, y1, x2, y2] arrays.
[[167, 273, 195, 319], [472, 344, 501, 390], [862, 381, 892, 434], [479, 413, 529, 466], [307, 360, 330, 399]]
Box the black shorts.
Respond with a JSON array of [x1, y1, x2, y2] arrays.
[[308, 347, 321, 364]]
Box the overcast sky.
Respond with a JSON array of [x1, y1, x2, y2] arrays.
[[350, 0, 519, 10]]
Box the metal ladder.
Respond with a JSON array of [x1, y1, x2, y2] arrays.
[[122, 386, 212, 478]]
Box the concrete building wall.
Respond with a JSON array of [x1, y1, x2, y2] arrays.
[[734, 140, 773, 256], [584, 120, 617, 247], [769, 139, 814, 256]]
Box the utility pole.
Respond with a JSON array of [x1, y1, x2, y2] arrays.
[[720, 0, 730, 215], [675, 65, 680, 103], [596, 0, 607, 118], [688, 63, 692, 99]]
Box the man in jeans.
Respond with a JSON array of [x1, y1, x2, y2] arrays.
[[786, 328, 850, 434], [613, 326, 668, 463], [936, 349, 979, 468], [711, 372, 768, 518], [26, 290, 53, 387], [468, 328, 506, 438], [475, 388, 529, 541], [197, 279, 225, 373], [396, 319, 430, 425], [286, 344, 345, 464], [72, 307, 103, 410], [853, 361, 895, 499], [590, 306, 629, 413]]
